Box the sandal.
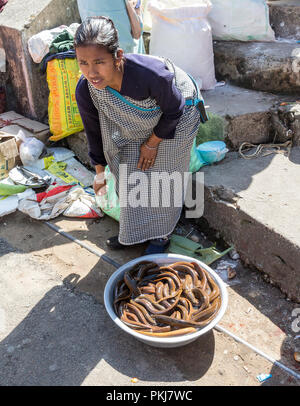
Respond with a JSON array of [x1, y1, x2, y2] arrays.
[[144, 237, 170, 255]]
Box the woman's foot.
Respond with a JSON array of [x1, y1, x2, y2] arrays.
[[106, 235, 126, 250], [144, 237, 170, 255]]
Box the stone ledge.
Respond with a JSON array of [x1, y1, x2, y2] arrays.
[[213, 41, 300, 94], [195, 148, 300, 301], [0, 0, 80, 121], [201, 84, 298, 149], [268, 0, 300, 40]]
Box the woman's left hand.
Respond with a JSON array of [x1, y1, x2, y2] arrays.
[[137, 143, 158, 171]]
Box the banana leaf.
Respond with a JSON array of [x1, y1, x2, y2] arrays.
[[167, 234, 234, 265], [169, 233, 202, 252]]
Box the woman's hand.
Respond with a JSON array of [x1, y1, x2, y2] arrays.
[[93, 165, 107, 196], [137, 143, 158, 171], [138, 133, 162, 171]]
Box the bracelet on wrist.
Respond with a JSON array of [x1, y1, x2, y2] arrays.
[[144, 142, 158, 150]]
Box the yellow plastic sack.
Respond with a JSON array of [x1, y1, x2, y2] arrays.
[[47, 58, 84, 141]]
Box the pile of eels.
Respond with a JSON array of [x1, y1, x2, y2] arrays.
[[113, 260, 222, 337]]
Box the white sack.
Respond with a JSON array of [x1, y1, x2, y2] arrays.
[[208, 0, 275, 42], [148, 0, 216, 90], [141, 0, 152, 32]]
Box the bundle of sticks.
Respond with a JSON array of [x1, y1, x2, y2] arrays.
[[113, 260, 222, 337]]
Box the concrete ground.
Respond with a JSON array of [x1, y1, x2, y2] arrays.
[[0, 211, 299, 386]]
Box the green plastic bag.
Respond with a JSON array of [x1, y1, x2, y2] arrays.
[[95, 166, 120, 222], [189, 138, 206, 173], [0, 183, 27, 196], [196, 112, 225, 145]]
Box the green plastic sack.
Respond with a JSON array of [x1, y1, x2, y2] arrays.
[[189, 138, 206, 173], [167, 234, 234, 265], [196, 112, 225, 145], [95, 166, 120, 222]]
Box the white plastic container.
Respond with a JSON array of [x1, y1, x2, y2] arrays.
[[104, 253, 228, 348]]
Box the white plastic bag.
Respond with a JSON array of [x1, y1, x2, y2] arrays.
[[17, 130, 45, 166], [208, 0, 275, 42], [18, 185, 103, 220], [63, 187, 103, 218], [27, 24, 80, 63], [148, 0, 216, 90]]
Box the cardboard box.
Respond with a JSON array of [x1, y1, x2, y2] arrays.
[[0, 132, 19, 180], [0, 111, 50, 144]]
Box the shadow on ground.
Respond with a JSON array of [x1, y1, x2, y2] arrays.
[[0, 275, 215, 385]]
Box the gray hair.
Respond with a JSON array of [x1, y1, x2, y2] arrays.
[[74, 16, 120, 57]]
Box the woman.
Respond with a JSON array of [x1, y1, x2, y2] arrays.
[[74, 16, 206, 254]]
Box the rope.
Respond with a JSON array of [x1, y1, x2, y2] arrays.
[[239, 140, 292, 160]]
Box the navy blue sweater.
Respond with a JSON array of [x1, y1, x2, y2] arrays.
[[75, 54, 185, 167]]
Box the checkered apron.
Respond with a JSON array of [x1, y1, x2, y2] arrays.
[[88, 57, 202, 245]]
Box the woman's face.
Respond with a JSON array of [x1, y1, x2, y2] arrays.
[[76, 44, 122, 90]]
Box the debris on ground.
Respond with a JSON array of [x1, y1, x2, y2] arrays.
[[294, 352, 300, 363], [227, 266, 237, 280], [213, 258, 241, 286], [0, 113, 100, 221], [256, 373, 272, 383]]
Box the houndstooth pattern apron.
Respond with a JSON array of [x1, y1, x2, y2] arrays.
[[88, 57, 202, 245]]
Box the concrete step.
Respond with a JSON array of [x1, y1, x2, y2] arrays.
[[201, 84, 299, 149], [195, 146, 300, 301], [0, 0, 80, 121], [213, 41, 300, 94], [268, 0, 300, 40]]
